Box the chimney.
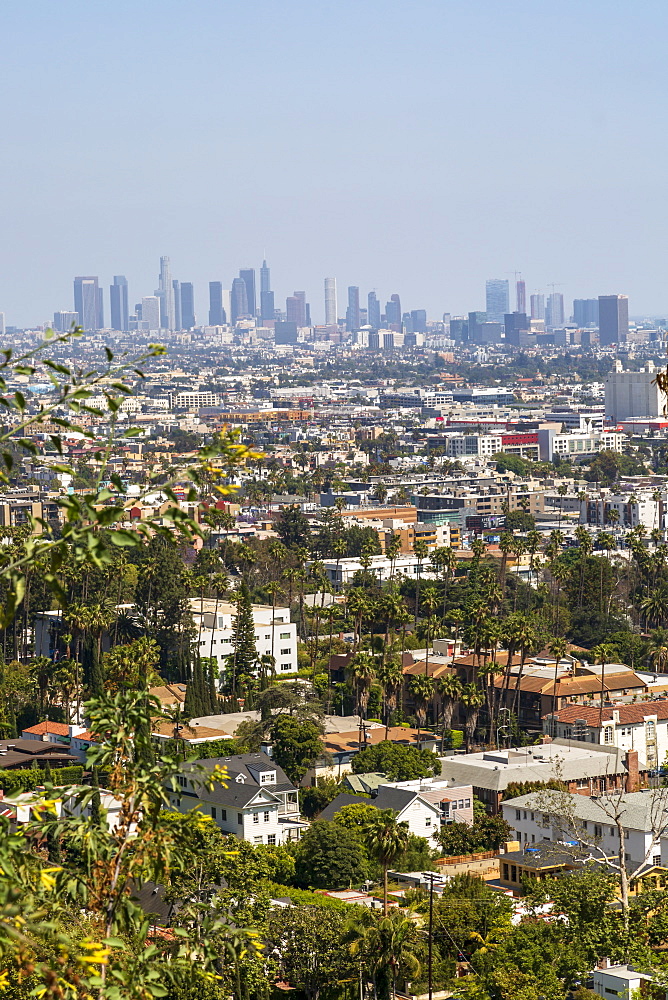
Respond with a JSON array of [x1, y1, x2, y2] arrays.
[[625, 749, 639, 792], [539, 735, 552, 745]]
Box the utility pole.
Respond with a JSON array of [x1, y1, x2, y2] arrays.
[[422, 872, 439, 1000]]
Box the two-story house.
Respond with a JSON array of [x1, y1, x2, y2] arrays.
[[167, 751, 307, 844], [190, 599, 298, 677], [319, 787, 442, 843], [544, 700, 668, 771]]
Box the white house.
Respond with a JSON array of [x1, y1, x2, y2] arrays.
[[167, 752, 306, 845], [592, 964, 655, 1000], [319, 554, 437, 589], [501, 790, 667, 868], [544, 701, 668, 772], [319, 786, 442, 843], [190, 598, 298, 677]]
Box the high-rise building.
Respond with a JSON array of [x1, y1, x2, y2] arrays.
[[157, 256, 175, 331], [385, 293, 401, 329], [239, 269, 256, 317], [324, 278, 337, 326], [260, 259, 270, 294], [141, 296, 161, 331], [599, 295, 629, 346], [573, 298, 599, 327], [546, 293, 565, 329], [181, 283, 195, 329], [53, 310, 78, 333], [74, 276, 101, 331], [504, 312, 531, 346], [109, 275, 129, 331], [367, 291, 381, 329], [231, 277, 249, 323], [530, 294, 545, 320], [450, 317, 469, 343], [209, 282, 224, 326], [468, 311, 487, 344], [346, 286, 360, 331], [0, 313, 4, 335], [286, 291, 307, 327], [485, 279, 509, 324], [173, 280, 182, 330], [516, 279, 526, 314], [410, 309, 427, 333], [260, 260, 274, 321]]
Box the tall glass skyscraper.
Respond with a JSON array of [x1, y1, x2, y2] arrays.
[[485, 279, 509, 324], [74, 276, 102, 331], [181, 283, 195, 328], [239, 269, 256, 317], [530, 294, 545, 320], [324, 277, 337, 326], [157, 256, 175, 331], [367, 291, 381, 329], [260, 259, 274, 321], [209, 282, 224, 326], [598, 295, 629, 345], [385, 294, 401, 329], [109, 275, 128, 331], [346, 286, 360, 331], [231, 277, 249, 323]]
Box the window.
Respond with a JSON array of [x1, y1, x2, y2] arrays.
[[253, 812, 259, 824], [280, 632, 290, 639], [605, 989, 619, 996], [264, 810, 270, 823], [459, 800, 464, 810], [425, 817, 431, 827], [465, 799, 471, 809], [211, 808, 217, 820], [253, 836, 263, 844], [281, 648, 290, 655], [625, 830, 630, 839], [281, 663, 291, 671], [654, 855, 662, 866], [267, 834, 276, 846], [265, 634, 270, 640], [237, 813, 242, 825], [594, 825, 602, 838], [625, 853, 631, 861], [515, 809, 521, 821], [221, 809, 227, 821], [260, 772, 276, 784], [502, 863, 509, 879], [604, 727, 614, 744]]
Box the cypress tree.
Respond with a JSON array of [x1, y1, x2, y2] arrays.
[[89, 640, 105, 697], [90, 765, 102, 826], [230, 583, 258, 697], [208, 660, 219, 716]]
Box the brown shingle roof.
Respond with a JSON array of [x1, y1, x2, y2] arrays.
[[322, 726, 432, 756]]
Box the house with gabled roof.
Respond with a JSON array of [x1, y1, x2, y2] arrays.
[[166, 751, 307, 845]]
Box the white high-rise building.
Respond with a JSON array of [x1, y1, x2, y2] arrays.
[[324, 277, 337, 326], [157, 256, 175, 331], [605, 360, 666, 422], [141, 296, 161, 331]]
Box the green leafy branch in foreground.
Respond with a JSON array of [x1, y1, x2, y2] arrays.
[[0, 328, 261, 622]]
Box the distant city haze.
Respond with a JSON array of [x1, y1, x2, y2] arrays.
[[1, 0, 667, 326]]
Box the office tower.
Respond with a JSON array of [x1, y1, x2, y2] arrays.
[[516, 279, 526, 314], [504, 312, 530, 346], [410, 309, 427, 333], [485, 279, 509, 324], [274, 321, 299, 345], [109, 275, 129, 332], [209, 282, 224, 326], [173, 280, 182, 330], [73, 276, 101, 331], [260, 259, 270, 294], [324, 277, 337, 326], [545, 292, 565, 329], [181, 282, 195, 328], [402, 313, 413, 334], [367, 291, 381, 329], [530, 294, 545, 320], [53, 310, 78, 333], [599, 295, 629, 345], [0, 313, 4, 335], [231, 277, 249, 323], [573, 298, 599, 327], [346, 286, 360, 331], [468, 311, 487, 344], [239, 269, 256, 317], [155, 256, 175, 331], [385, 293, 401, 329], [141, 296, 161, 331], [286, 291, 307, 326], [260, 291, 275, 322]]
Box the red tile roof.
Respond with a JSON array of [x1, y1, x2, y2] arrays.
[[22, 721, 70, 737], [548, 700, 668, 726]]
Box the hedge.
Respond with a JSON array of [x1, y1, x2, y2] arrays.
[[0, 765, 85, 794]]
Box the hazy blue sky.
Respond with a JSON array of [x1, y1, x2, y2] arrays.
[[1, 0, 667, 327]]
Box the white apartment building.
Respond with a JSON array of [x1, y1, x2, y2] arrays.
[[501, 790, 664, 867], [169, 391, 222, 409], [605, 360, 666, 423], [579, 490, 665, 531], [319, 553, 437, 589], [544, 701, 668, 771], [190, 598, 298, 677], [538, 427, 625, 462]]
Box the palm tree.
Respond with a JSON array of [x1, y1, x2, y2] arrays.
[[386, 531, 402, 582], [436, 673, 462, 750], [548, 636, 569, 735], [376, 655, 404, 739], [365, 808, 410, 914], [420, 585, 440, 678], [346, 650, 376, 719], [592, 642, 617, 729], [641, 588, 668, 630], [460, 682, 485, 752], [498, 532, 515, 595], [344, 909, 421, 1000], [409, 673, 433, 748], [412, 538, 429, 627], [647, 628, 668, 673]]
